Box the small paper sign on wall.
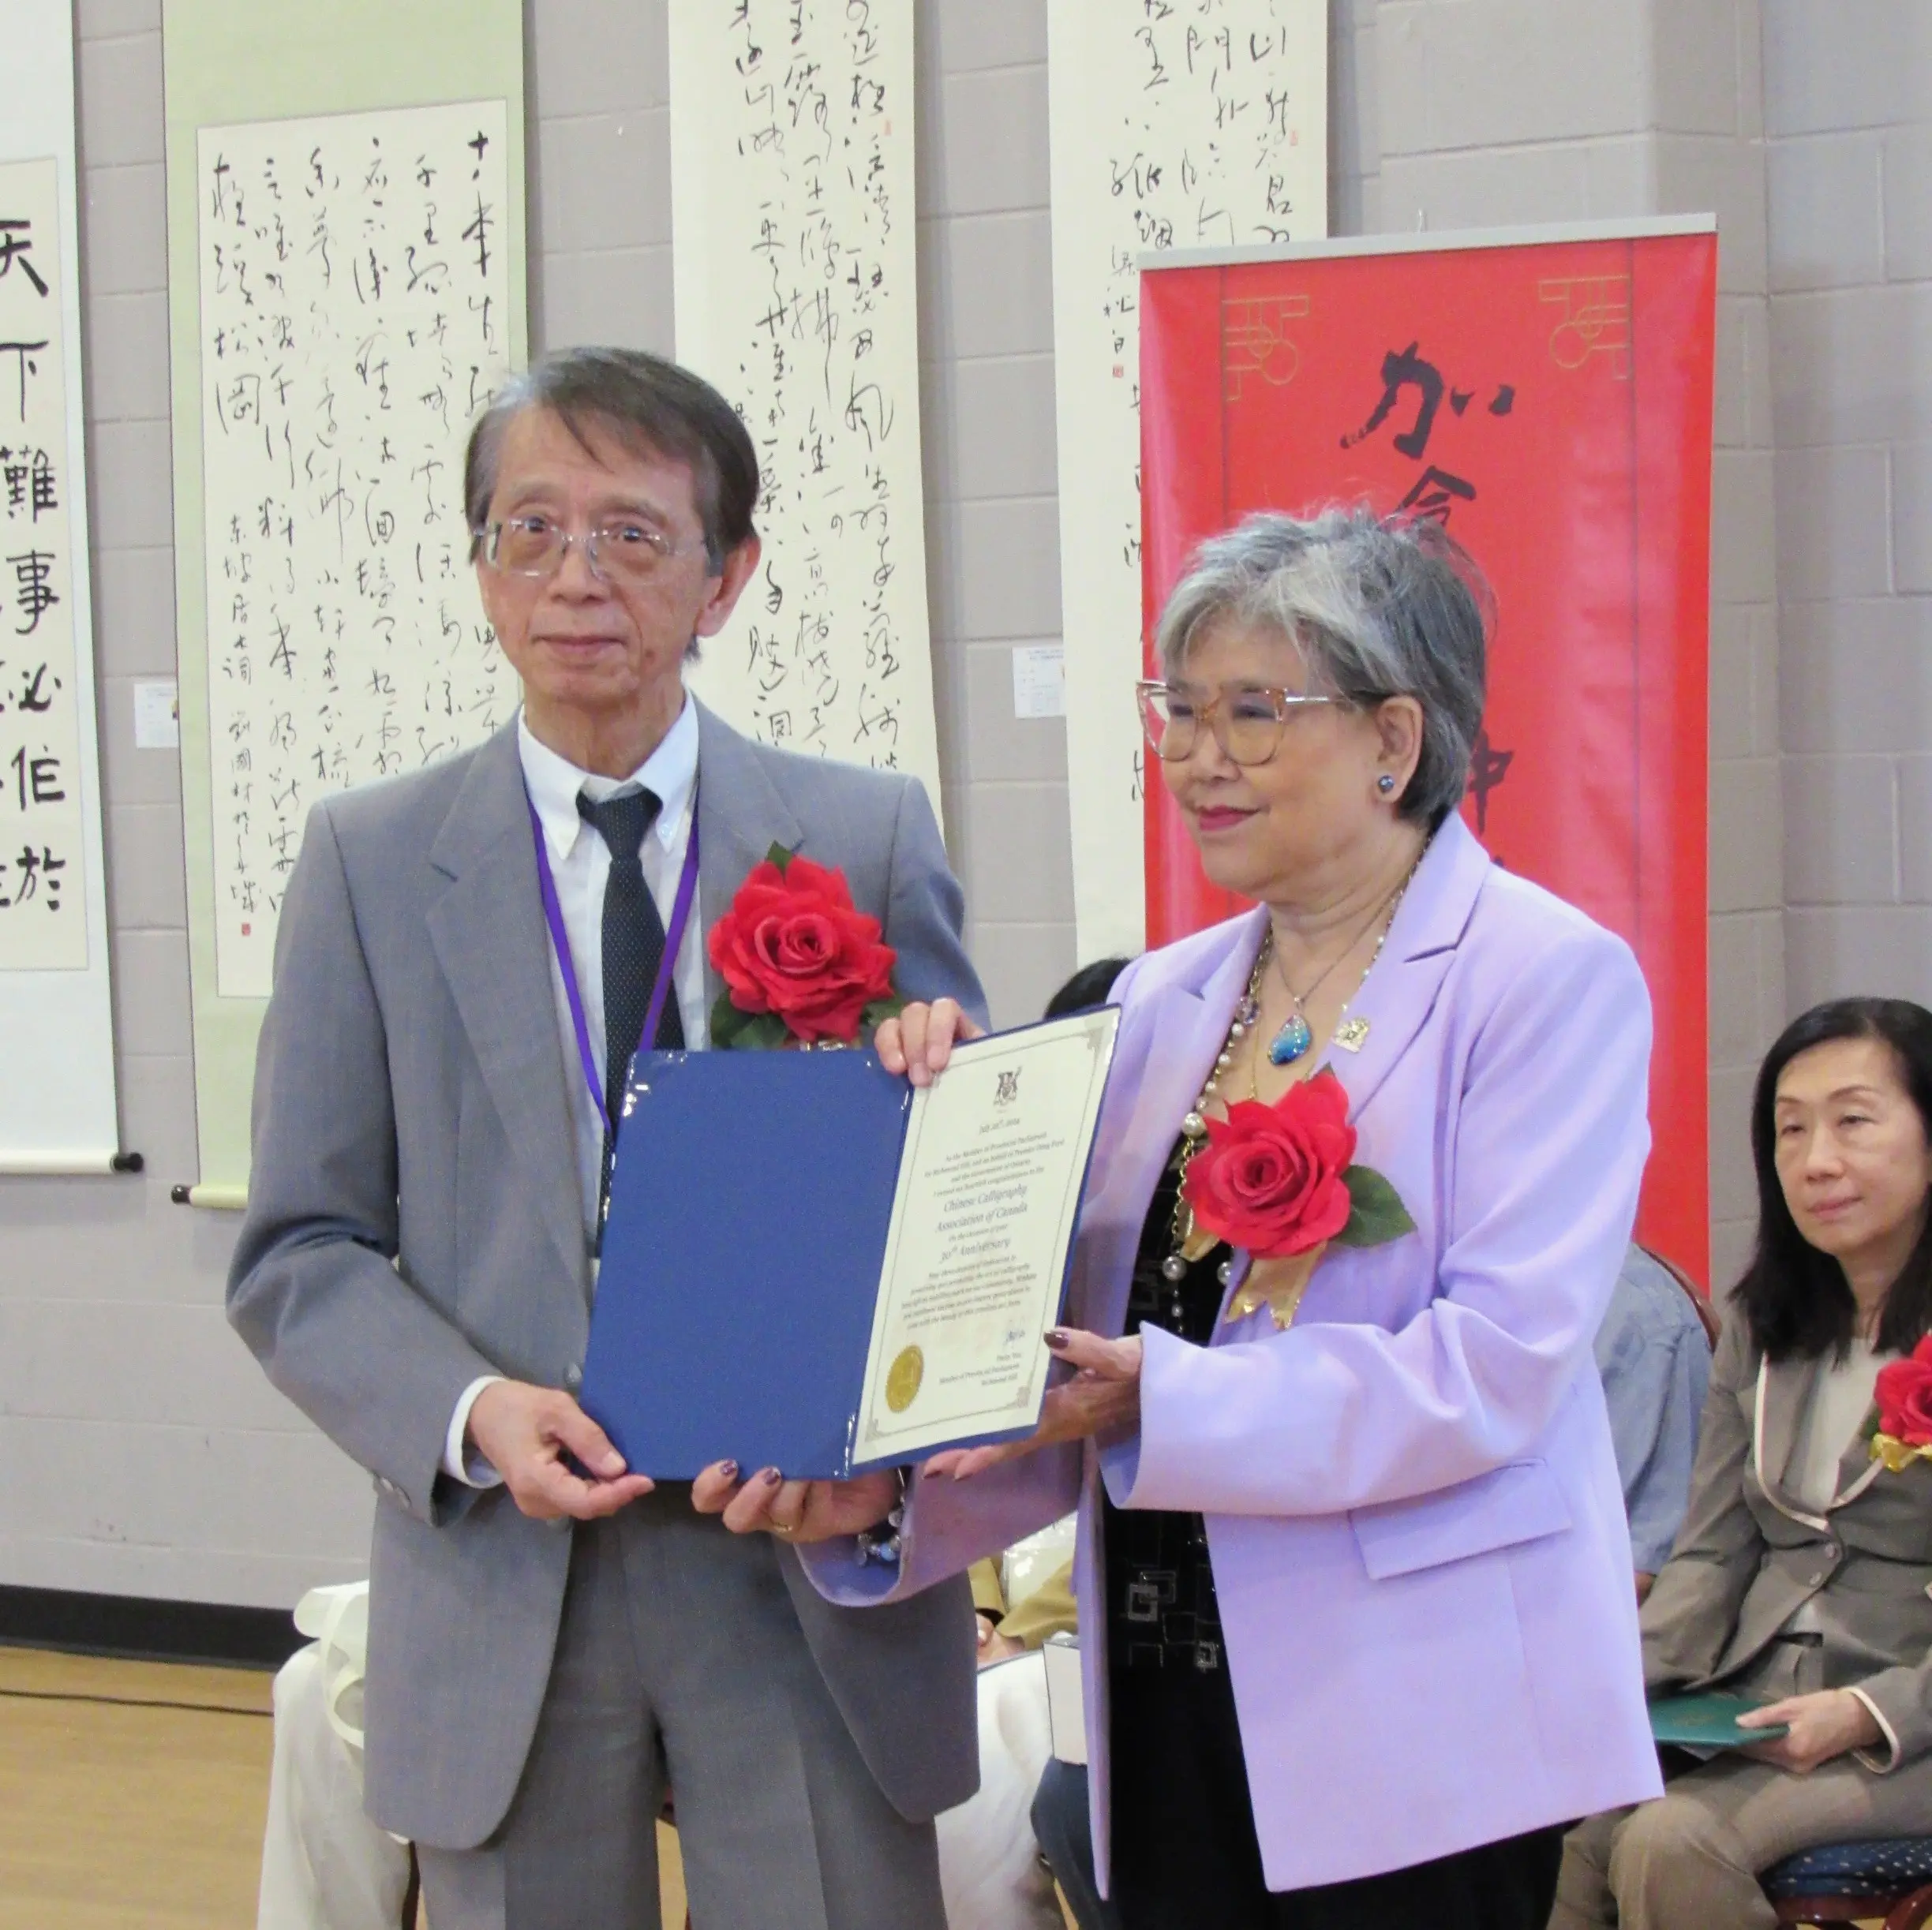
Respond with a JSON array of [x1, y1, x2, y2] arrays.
[[1012, 645, 1065, 720]]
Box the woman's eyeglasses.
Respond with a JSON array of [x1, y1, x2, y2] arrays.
[[1136, 679, 1339, 767]]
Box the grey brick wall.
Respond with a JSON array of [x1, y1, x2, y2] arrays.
[[0, 0, 376, 1606], [0, 0, 1091, 1607], [1, 0, 1913, 1604], [1766, 2, 1932, 1023], [1346, 0, 1782, 1287]]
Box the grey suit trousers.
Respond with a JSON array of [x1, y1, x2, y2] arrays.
[[1552, 1641, 1932, 1930], [417, 1488, 945, 1930]]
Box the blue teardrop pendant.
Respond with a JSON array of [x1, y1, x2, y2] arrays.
[[1267, 1009, 1313, 1067]]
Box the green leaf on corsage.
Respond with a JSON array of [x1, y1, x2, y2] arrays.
[[859, 994, 905, 1042], [709, 991, 792, 1053], [1332, 1165, 1418, 1249]]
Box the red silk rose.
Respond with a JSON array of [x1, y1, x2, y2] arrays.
[[1876, 1336, 1932, 1448], [1182, 1070, 1358, 1259], [706, 847, 899, 1046]]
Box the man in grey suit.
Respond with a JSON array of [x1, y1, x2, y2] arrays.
[[229, 348, 993, 1928]]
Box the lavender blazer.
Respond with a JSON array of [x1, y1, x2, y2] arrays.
[[808, 814, 1664, 1890]]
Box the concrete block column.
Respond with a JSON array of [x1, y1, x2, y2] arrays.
[[1345, 0, 1778, 1285]]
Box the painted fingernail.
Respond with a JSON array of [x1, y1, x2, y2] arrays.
[[1044, 1329, 1069, 1350], [717, 1461, 739, 1483], [761, 1466, 783, 1487]]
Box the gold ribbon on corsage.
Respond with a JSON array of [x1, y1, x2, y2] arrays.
[[1181, 1069, 1416, 1330]]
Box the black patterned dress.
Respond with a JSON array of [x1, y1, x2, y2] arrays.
[[1103, 1141, 1231, 1674]]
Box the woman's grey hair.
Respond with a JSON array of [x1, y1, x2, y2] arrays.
[[1155, 507, 1493, 828], [463, 346, 759, 573]]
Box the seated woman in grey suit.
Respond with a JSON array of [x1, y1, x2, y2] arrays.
[[1556, 997, 1932, 1930]]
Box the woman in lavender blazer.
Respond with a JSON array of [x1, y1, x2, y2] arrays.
[[871, 510, 1665, 1928]]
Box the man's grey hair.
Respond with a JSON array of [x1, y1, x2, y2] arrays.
[[463, 346, 759, 574], [1155, 507, 1493, 827]]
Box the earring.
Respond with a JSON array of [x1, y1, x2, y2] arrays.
[[1377, 773, 1397, 795]]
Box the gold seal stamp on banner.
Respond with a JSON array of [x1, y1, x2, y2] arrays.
[[886, 1345, 924, 1414]]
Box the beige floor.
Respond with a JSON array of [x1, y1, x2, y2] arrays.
[[0, 1643, 1887, 1930], [0, 1644, 275, 1928], [0, 1644, 691, 1928], [0, 1646, 1095, 1928]]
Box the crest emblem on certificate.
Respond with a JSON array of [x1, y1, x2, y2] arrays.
[[886, 1345, 924, 1413], [995, 1069, 1021, 1107]]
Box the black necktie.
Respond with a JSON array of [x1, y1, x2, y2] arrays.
[[578, 788, 685, 1207]]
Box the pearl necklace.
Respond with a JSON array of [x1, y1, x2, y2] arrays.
[[1161, 946, 1270, 1296], [1160, 840, 1430, 1303]]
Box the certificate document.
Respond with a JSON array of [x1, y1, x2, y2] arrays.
[[583, 1005, 1122, 1479], [853, 1007, 1121, 1461]]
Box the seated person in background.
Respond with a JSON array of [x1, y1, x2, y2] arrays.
[[944, 956, 1135, 1930], [1554, 997, 1932, 1930], [256, 1585, 412, 1930], [946, 1532, 1080, 1930], [1597, 1244, 1713, 1599]]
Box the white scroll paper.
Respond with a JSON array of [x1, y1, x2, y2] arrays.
[[0, 0, 120, 1171], [0, 158, 87, 972], [1047, 0, 1327, 957], [669, 2, 942, 819], [195, 100, 516, 998]]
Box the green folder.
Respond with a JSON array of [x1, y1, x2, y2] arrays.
[[1648, 1692, 1789, 1749]]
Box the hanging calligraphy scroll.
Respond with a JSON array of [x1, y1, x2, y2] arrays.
[[1139, 220, 1717, 1277], [195, 103, 515, 999], [0, 0, 121, 1174], [164, 0, 526, 1198], [1048, 0, 1327, 960], [669, 1, 942, 817]]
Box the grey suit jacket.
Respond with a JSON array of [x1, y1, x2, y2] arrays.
[[228, 702, 989, 1848], [1642, 1297, 1932, 1770]]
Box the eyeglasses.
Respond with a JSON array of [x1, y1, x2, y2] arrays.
[[1136, 679, 1339, 766], [477, 514, 708, 586]]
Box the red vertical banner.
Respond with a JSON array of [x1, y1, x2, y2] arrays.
[[1140, 226, 1716, 1282]]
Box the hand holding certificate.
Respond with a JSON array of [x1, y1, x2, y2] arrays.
[[580, 1006, 1121, 1480]]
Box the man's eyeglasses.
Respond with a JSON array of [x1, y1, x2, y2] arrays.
[[1136, 679, 1340, 767], [477, 514, 707, 587]]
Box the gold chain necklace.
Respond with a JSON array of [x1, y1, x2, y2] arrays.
[[1262, 858, 1421, 1068], [1161, 836, 1432, 1303], [1250, 866, 1417, 1099]]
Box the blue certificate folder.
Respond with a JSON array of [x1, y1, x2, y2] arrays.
[[580, 1033, 1102, 1480]]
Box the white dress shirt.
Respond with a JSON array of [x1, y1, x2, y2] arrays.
[[1781, 1337, 1890, 1636], [443, 696, 708, 1484]]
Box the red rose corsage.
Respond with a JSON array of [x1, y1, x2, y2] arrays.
[[1181, 1068, 1415, 1327], [706, 843, 901, 1049], [1870, 1335, 1932, 1472]]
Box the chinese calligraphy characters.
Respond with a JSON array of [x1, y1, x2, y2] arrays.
[[195, 100, 514, 997], [1047, 0, 1327, 956], [670, 2, 942, 810], [1336, 333, 1519, 827], [0, 156, 88, 968]]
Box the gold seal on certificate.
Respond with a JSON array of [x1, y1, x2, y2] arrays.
[[886, 1345, 924, 1412], [854, 1006, 1121, 1458]]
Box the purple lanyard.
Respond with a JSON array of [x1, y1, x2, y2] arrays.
[[526, 791, 701, 1141]]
